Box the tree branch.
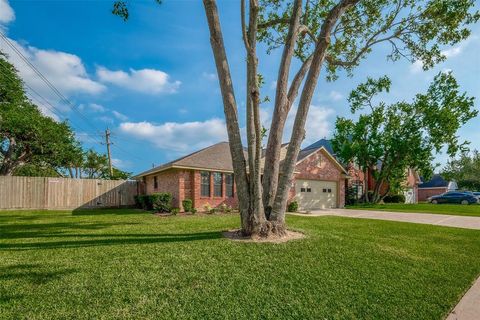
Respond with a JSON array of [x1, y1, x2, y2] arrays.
[[287, 54, 313, 106], [241, 0, 250, 51]]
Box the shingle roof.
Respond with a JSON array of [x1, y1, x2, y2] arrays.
[[419, 174, 449, 188], [302, 138, 334, 155], [135, 142, 244, 178], [135, 139, 346, 178]]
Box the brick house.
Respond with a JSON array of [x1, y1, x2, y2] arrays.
[[309, 139, 420, 203], [418, 174, 457, 202], [134, 140, 348, 211]]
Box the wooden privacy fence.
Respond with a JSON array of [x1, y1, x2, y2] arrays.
[[0, 176, 143, 210]]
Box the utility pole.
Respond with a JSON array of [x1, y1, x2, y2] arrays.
[[105, 128, 113, 178]]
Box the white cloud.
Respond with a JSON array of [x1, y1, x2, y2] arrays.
[[88, 103, 107, 113], [441, 45, 463, 59], [260, 104, 335, 145], [202, 72, 217, 81], [0, 37, 105, 117], [329, 90, 343, 101], [119, 118, 227, 152], [112, 110, 128, 121], [0, 0, 15, 25], [409, 60, 424, 74], [97, 66, 181, 94], [410, 39, 474, 74], [97, 116, 114, 124], [112, 158, 132, 169]]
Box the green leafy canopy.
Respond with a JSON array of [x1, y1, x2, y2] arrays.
[[258, 0, 479, 80], [332, 71, 477, 201]]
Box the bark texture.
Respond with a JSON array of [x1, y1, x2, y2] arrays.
[[270, 0, 360, 222], [262, 0, 303, 216], [203, 0, 359, 237], [203, 0, 252, 233]]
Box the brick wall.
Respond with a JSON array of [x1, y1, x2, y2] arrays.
[[418, 187, 447, 202], [144, 170, 181, 207], [291, 149, 346, 208], [191, 170, 238, 211], [143, 148, 348, 211]]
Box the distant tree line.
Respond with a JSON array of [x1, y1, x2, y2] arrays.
[[443, 151, 480, 191], [0, 52, 130, 180]]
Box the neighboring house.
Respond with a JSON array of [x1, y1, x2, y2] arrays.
[[312, 137, 420, 203], [418, 174, 457, 202], [134, 140, 348, 211], [347, 164, 420, 203]]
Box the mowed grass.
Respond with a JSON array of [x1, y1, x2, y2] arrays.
[[347, 203, 480, 217], [1, 210, 479, 320]]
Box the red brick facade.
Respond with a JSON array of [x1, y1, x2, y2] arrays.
[[144, 169, 238, 211], [346, 165, 419, 202], [142, 147, 347, 211], [418, 187, 447, 202], [290, 149, 346, 208]]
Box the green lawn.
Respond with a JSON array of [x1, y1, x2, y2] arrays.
[[1, 210, 479, 319], [347, 203, 480, 217]]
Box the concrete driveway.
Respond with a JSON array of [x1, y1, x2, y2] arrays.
[[290, 208, 480, 230]]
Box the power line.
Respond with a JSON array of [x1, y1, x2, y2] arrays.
[[0, 32, 104, 135], [111, 142, 145, 162], [0, 67, 106, 146]]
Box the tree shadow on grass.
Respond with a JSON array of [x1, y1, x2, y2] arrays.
[[0, 263, 76, 285], [0, 231, 223, 251], [71, 208, 146, 216]]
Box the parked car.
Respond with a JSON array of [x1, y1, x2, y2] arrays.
[[473, 192, 480, 200], [428, 191, 479, 205]]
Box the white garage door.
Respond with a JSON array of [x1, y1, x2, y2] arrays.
[[295, 179, 337, 210]]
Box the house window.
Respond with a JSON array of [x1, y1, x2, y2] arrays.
[[307, 188, 312, 193], [301, 188, 306, 192], [328, 188, 332, 193], [213, 172, 223, 197], [225, 174, 234, 197], [323, 188, 327, 193], [201, 171, 210, 197], [153, 176, 158, 189]]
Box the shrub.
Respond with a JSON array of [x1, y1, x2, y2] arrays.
[[383, 194, 406, 203], [182, 199, 193, 212], [203, 203, 212, 213], [209, 208, 217, 214], [220, 203, 227, 213], [143, 195, 154, 211], [171, 208, 180, 215], [150, 193, 172, 213], [191, 208, 197, 214], [134, 195, 147, 209], [287, 201, 299, 212]]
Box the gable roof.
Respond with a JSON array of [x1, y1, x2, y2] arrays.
[[302, 138, 334, 155], [135, 139, 347, 178], [419, 174, 449, 188], [134, 142, 244, 178]]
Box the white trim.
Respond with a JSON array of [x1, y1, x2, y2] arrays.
[[418, 187, 448, 190], [295, 146, 347, 174]]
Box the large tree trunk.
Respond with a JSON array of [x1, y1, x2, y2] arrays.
[[203, 0, 259, 236], [262, 0, 303, 216], [0, 138, 28, 176], [243, 0, 268, 233], [270, 0, 359, 222]]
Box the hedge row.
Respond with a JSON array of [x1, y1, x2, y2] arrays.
[[134, 193, 172, 212]]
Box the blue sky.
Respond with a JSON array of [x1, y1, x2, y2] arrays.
[[1, 0, 479, 174]]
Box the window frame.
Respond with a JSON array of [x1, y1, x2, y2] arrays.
[[200, 171, 211, 197], [153, 176, 158, 189], [213, 172, 223, 197], [225, 174, 234, 198]]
